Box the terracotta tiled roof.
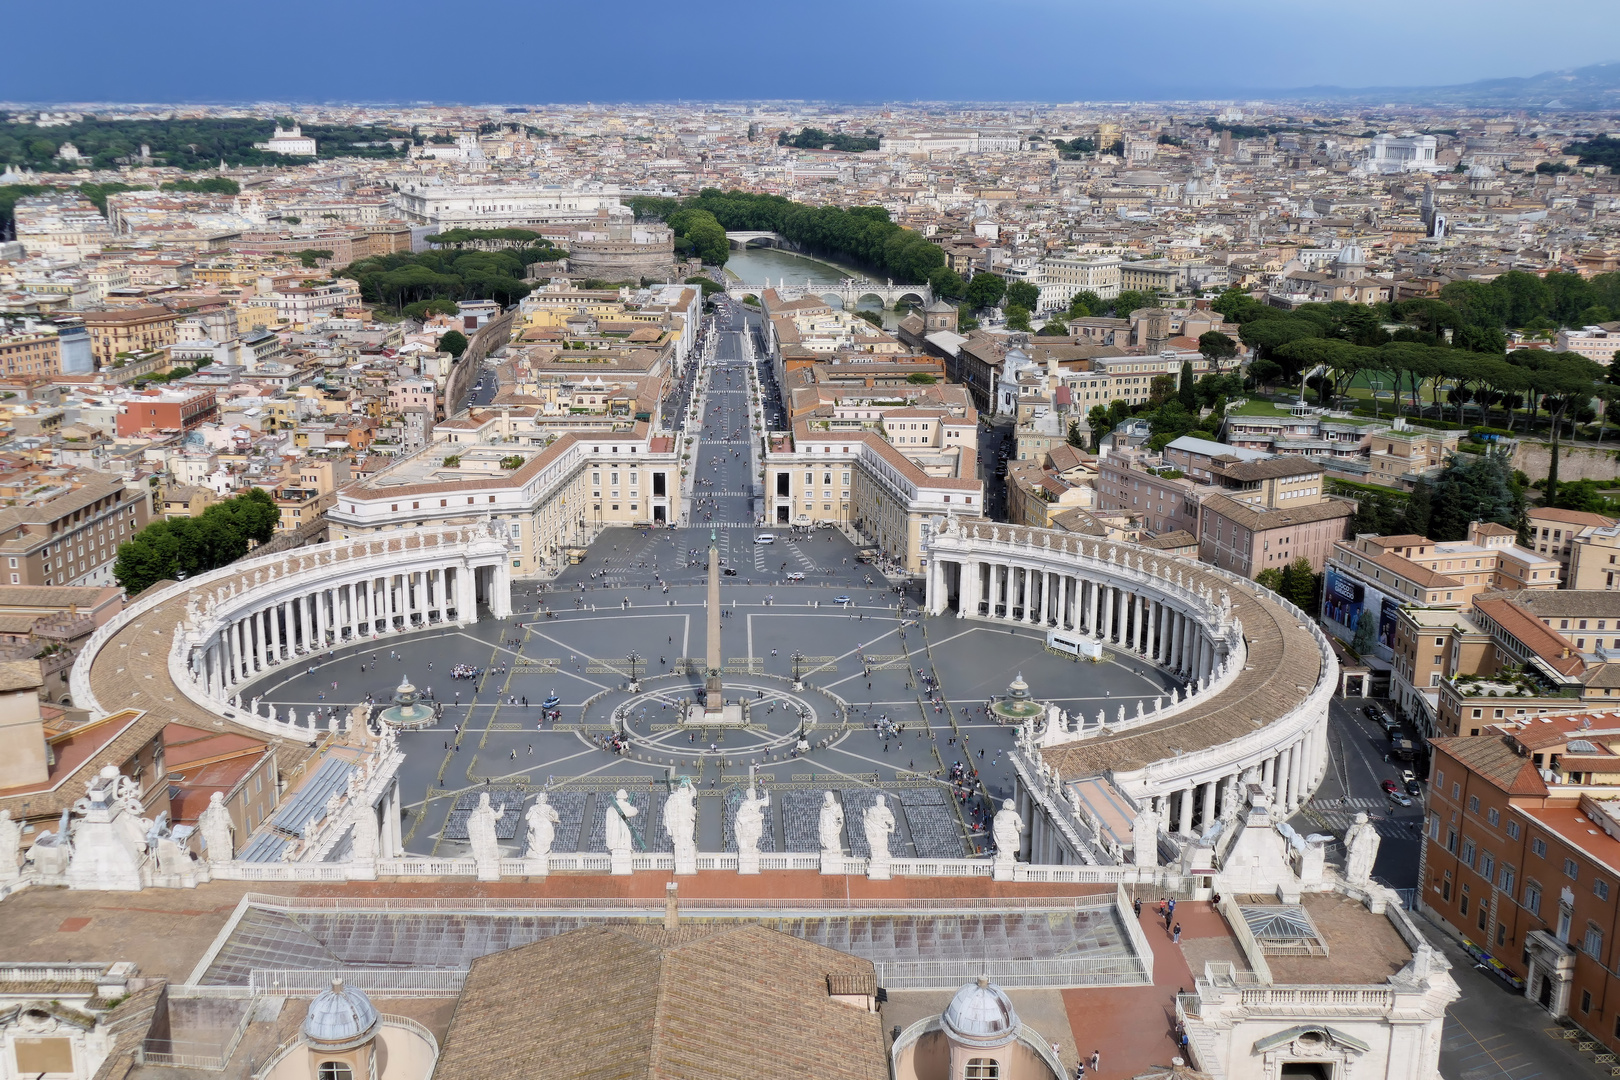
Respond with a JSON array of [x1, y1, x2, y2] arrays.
[[1473, 596, 1584, 676], [1199, 494, 1353, 534], [1528, 507, 1617, 528], [1432, 735, 1549, 796], [435, 924, 885, 1080]]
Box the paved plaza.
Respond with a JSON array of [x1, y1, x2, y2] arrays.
[[255, 527, 1183, 858]]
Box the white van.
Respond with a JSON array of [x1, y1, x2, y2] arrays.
[[1046, 629, 1102, 660], [755, 533, 776, 544], [786, 571, 805, 582]]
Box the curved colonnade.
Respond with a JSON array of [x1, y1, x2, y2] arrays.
[[924, 520, 1338, 844], [71, 526, 515, 739]]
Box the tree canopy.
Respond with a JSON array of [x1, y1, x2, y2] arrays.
[[113, 488, 280, 595], [341, 242, 561, 312], [0, 116, 409, 171], [631, 189, 946, 284], [777, 127, 879, 152], [1427, 446, 1528, 543], [437, 330, 469, 358]]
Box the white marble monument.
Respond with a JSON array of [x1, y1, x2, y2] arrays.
[[818, 791, 844, 874], [734, 785, 770, 875], [605, 788, 638, 875], [863, 794, 896, 880], [991, 799, 1023, 881]]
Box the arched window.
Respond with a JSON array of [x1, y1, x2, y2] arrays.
[[319, 1062, 354, 1080], [966, 1059, 999, 1080]]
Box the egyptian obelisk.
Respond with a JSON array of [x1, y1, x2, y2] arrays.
[[704, 527, 724, 711]]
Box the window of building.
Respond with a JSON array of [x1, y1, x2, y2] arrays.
[[1469, 795, 1480, 814], [1525, 881, 1541, 916], [1461, 839, 1475, 868], [1586, 924, 1605, 960], [1487, 808, 1500, 827], [965, 1061, 999, 1080], [1507, 821, 1521, 840], [319, 1064, 353, 1080], [1597, 879, 1610, 901], [1532, 837, 1547, 858]]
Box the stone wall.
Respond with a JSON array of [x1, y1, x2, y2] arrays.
[[1510, 439, 1620, 483], [566, 238, 675, 282]]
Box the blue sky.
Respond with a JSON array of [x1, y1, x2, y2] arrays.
[[3, 0, 1616, 103]]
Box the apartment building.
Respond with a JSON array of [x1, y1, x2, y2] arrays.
[[1570, 524, 1620, 591], [1421, 710, 1620, 1048], [114, 387, 219, 437], [1199, 490, 1353, 579], [80, 306, 181, 368], [1064, 350, 1210, 410], [0, 322, 62, 378], [1436, 591, 1620, 737], [0, 474, 151, 588], [1095, 446, 1202, 537], [1555, 324, 1620, 365], [1323, 527, 1561, 665], [244, 279, 361, 327], [1390, 606, 1494, 733], [1527, 506, 1619, 584], [1096, 438, 1350, 576], [1035, 255, 1122, 310]]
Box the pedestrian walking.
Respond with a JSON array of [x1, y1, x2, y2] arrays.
[[1173, 922, 1182, 944], [1090, 1051, 1099, 1074], [1132, 897, 1141, 917]]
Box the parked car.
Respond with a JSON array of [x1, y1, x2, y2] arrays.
[[1381, 779, 1401, 796], [1400, 768, 1417, 784], [722, 567, 738, 576], [834, 595, 852, 605], [1406, 779, 1423, 797], [786, 571, 805, 582], [1388, 791, 1414, 807], [755, 533, 776, 544], [1364, 704, 1386, 724]]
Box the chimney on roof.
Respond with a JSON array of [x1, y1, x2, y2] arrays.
[[664, 881, 679, 930]]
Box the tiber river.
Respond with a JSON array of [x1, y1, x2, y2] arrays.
[[723, 246, 906, 329]]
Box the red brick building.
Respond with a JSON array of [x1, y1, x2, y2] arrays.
[[114, 387, 218, 437], [1423, 711, 1620, 1041]]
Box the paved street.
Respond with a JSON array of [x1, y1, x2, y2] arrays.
[[1292, 696, 1426, 891]]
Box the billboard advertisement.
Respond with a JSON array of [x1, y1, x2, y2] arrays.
[[1322, 567, 1365, 629], [1378, 595, 1403, 650]]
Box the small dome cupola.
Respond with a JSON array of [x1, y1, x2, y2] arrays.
[[941, 976, 1019, 1049], [302, 979, 380, 1051]]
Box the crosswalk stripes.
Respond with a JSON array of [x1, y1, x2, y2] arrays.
[[1300, 807, 1422, 839]]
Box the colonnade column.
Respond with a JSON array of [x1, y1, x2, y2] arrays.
[[1178, 787, 1194, 834], [1200, 781, 1216, 829]]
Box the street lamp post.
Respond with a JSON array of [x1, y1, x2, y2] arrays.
[[790, 650, 806, 691], [627, 651, 643, 692]]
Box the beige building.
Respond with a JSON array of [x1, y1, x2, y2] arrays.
[[1569, 522, 1620, 590], [79, 306, 181, 368], [1526, 506, 1618, 585], [765, 424, 984, 571], [329, 429, 678, 575], [0, 474, 152, 588]]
